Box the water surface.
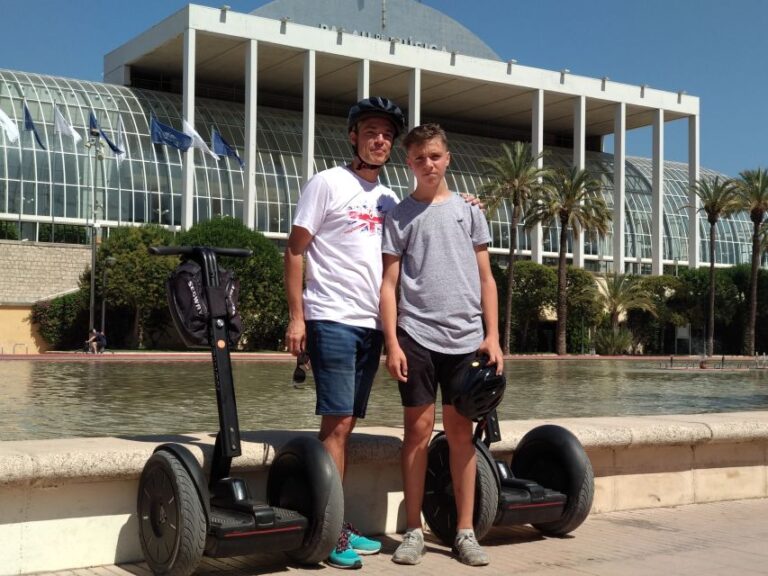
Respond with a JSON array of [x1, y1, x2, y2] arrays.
[[2, 359, 767, 441]]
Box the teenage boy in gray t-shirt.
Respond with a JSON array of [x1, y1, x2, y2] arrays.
[[380, 123, 504, 567]]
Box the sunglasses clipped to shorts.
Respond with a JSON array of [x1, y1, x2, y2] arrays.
[[292, 351, 310, 388]]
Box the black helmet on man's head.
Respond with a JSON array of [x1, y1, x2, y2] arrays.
[[453, 355, 506, 422], [347, 97, 406, 138]]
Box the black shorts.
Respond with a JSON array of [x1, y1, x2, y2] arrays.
[[396, 327, 477, 408]]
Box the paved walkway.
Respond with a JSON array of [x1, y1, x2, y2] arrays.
[[37, 498, 768, 576]]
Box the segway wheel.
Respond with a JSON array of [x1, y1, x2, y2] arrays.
[[138, 450, 206, 576], [511, 424, 594, 536], [267, 436, 344, 565], [422, 434, 499, 546]]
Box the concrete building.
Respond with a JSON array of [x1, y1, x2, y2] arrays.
[[0, 0, 760, 351]]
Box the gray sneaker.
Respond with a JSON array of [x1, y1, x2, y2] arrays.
[[454, 531, 489, 566], [392, 529, 425, 565]]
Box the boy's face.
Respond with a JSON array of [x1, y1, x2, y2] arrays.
[[406, 137, 450, 187], [349, 116, 396, 166]]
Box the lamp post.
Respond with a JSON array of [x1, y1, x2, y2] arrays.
[[84, 131, 104, 333], [100, 256, 117, 334]]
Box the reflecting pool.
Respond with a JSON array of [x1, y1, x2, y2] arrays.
[[2, 358, 768, 441]]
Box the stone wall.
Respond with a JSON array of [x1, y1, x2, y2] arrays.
[[0, 240, 90, 305], [0, 241, 90, 354]]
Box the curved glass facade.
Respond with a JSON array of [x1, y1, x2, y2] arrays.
[[0, 69, 760, 270]]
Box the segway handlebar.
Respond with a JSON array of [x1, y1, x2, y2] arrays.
[[149, 246, 253, 258]]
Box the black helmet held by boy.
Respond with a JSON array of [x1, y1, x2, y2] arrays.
[[347, 97, 406, 138], [453, 355, 506, 422]]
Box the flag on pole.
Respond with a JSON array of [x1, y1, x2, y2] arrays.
[[53, 106, 82, 144], [212, 129, 244, 168], [88, 111, 123, 156], [150, 115, 192, 151], [182, 119, 219, 160], [0, 107, 19, 143], [115, 114, 127, 164], [23, 102, 46, 149]]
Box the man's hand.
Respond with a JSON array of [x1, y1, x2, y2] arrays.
[[460, 192, 485, 212], [285, 318, 306, 356]]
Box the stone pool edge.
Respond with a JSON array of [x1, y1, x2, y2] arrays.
[[1, 411, 767, 574]]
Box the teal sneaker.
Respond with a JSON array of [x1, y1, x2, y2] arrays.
[[327, 530, 363, 569], [343, 522, 382, 555]]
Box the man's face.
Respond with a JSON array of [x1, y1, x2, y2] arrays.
[[350, 116, 396, 165], [405, 137, 451, 187]]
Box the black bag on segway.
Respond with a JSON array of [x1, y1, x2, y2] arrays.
[[166, 259, 243, 348]]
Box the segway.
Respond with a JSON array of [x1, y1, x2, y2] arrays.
[[137, 246, 343, 576], [422, 356, 594, 545]]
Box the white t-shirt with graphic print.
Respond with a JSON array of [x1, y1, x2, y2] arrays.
[[292, 165, 399, 329]]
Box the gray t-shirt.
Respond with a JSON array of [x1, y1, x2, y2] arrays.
[[381, 193, 492, 354]]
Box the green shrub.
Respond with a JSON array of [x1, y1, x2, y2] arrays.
[[31, 291, 88, 349]]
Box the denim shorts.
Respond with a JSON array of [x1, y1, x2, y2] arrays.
[[305, 320, 383, 418]]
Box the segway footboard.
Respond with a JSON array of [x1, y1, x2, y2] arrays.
[[510, 424, 594, 536], [495, 468, 567, 525], [267, 436, 344, 565], [205, 504, 308, 557]]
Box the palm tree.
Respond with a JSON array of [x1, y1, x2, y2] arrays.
[[596, 272, 656, 333], [690, 176, 740, 356], [480, 142, 550, 353], [734, 168, 768, 356], [526, 166, 611, 355]]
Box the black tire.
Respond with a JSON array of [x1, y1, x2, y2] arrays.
[[422, 434, 499, 546], [511, 424, 594, 536], [138, 450, 206, 576], [267, 436, 344, 565]]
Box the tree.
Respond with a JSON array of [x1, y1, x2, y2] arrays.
[[670, 267, 740, 354], [526, 166, 611, 355], [480, 142, 550, 353], [734, 168, 768, 356], [179, 217, 287, 350], [566, 266, 602, 354], [630, 275, 686, 354], [690, 176, 740, 356], [96, 225, 177, 348], [596, 272, 656, 333], [510, 260, 556, 352]]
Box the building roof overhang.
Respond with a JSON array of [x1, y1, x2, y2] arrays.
[[104, 4, 699, 139]]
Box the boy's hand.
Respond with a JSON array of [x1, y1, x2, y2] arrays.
[[478, 338, 504, 375], [386, 345, 409, 382]]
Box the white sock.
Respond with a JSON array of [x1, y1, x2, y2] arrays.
[[456, 528, 474, 539]]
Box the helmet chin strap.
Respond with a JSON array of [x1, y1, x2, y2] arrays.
[[354, 153, 384, 171]]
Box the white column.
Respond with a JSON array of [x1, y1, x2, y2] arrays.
[[651, 109, 665, 276], [408, 68, 421, 191], [688, 114, 700, 269], [408, 68, 421, 130], [530, 89, 544, 264], [357, 59, 370, 100], [573, 96, 586, 268], [613, 102, 626, 274], [181, 28, 196, 230], [301, 50, 316, 183], [244, 40, 258, 230]]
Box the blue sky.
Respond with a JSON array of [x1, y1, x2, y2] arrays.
[[0, 0, 763, 177]]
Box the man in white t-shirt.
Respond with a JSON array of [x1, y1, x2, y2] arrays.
[[284, 97, 406, 569]]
